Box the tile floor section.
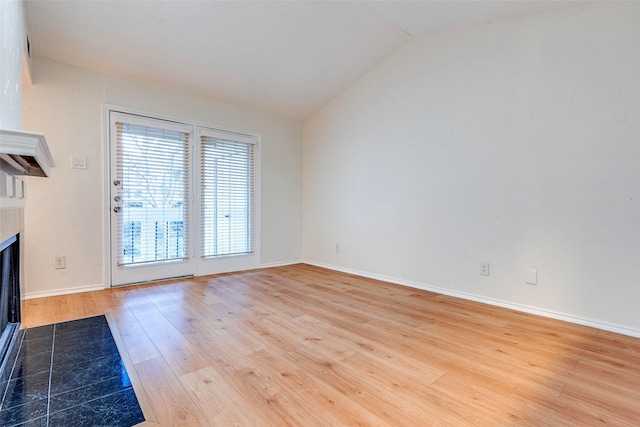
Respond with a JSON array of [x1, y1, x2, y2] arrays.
[[0, 316, 145, 427]]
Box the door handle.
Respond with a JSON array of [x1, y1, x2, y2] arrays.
[[113, 206, 121, 213]]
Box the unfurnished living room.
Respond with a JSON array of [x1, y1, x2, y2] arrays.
[[1, 0, 639, 425]]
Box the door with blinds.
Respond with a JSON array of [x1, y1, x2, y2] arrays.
[[109, 112, 194, 286]]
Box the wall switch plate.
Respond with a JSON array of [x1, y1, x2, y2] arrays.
[[55, 256, 66, 269], [480, 262, 490, 276], [71, 157, 87, 169], [525, 268, 537, 285]]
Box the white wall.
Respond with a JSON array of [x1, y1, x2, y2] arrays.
[[0, 0, 25, 129], [22, 58, 302, 296], [303, 3, 640, 334]]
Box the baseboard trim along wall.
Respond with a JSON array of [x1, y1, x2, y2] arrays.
[[23, 283, 106, 300], [259, 259, 303, 269], [303, 260, 640, 339]]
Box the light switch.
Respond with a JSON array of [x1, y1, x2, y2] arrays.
[[71, 157, 87, 169]]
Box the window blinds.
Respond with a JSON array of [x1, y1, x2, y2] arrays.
[[115, 122, 190, 266], [200, 135, 254, 258]]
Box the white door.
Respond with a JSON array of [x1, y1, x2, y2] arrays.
[[109, 112, 194, 286]]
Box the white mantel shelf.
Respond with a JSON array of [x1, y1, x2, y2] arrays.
[[0, 128, 54, 177]]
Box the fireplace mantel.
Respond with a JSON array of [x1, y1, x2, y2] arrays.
[[0, 128, 54, 177]]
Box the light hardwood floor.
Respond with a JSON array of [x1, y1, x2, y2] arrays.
[[22, 264, 640, 426]]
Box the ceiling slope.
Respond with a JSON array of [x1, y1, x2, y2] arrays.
[[25, 1, 589, 121]]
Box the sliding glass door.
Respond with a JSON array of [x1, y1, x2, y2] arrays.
[[108, 111, 259, 286]]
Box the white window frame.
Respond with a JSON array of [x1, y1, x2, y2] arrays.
[[194, 127, 260, 277]]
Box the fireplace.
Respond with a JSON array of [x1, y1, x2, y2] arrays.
[[0, 207, 23, 384], [0, 233, 20, 373]]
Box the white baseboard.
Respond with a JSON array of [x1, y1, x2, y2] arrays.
[[23, 283, 107, 300], [259, 259, 303, 269], [303, 260, 640, 339]]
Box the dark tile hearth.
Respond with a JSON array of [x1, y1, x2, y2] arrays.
[[0, 316, 145, 427]]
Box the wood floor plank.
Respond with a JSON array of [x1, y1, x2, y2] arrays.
[[179, 366, 264, 427], [132, 306, 211, 377], [226, 364, 326, 426], [106, 312, 158, 424], [248, 305, 357, 362], [161, 307, 255, 375], [135, 357, 212, 426], [109, 306, 161, 364], [20, 264, 640, 426], [286, 345, 415, 425], [249, 347, 394, 427], [424, 372, 526, 425], [508, 385, 597, 426], [295, 315, 447, 385]]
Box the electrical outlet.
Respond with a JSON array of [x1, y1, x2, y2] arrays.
[[54, 256, 66, 269], [525, 268, 537, 285], [335, 243, 340, 254], [480, 262, 490, 276]]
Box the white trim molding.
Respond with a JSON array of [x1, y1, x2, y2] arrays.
[[303, 260, 640, 339], [0, 128, 54, 177], [259, 259, 303, 269], [23, 283, 106, 300]]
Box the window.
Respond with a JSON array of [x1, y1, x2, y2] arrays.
[[200, 134, 255, 258], [115, 121, 189, 266]]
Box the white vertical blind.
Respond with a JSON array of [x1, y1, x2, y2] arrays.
[[115, 122, 189, 266], [200, 135, 254, 257]]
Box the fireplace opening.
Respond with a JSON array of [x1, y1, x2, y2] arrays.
[[0, 233, 20, 377]]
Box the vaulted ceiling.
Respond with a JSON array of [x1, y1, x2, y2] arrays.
[[25, 1, 588, 121]]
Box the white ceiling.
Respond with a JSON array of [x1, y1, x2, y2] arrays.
[[25, 0, 589, 121]]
